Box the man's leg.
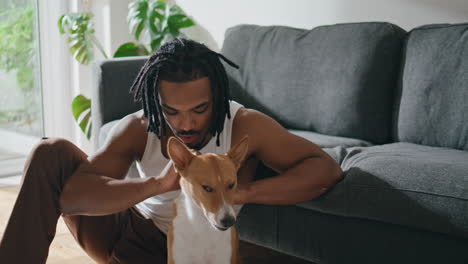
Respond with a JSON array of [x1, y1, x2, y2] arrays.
[[0, 138, 125, 263], [108, 207, 168, 263]]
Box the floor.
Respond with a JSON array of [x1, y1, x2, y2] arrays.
[[0, 174, 314, 264]]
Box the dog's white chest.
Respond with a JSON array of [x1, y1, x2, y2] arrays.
[[170, 197, 233, 264]]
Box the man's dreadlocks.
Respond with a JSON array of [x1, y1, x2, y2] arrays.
[[130, 38, 238, 146]]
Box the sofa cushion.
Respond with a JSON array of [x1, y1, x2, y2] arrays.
[[92, 56, 147, 150], [289, 129, 373, 165], [396, 23, 468, 150], [289, 129, 372, 148], [237, 203, 468, 264], [299, 143, 468, 238], [222, 23, 406, 144]]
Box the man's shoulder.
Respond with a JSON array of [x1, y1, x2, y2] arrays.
[[232, 107, 279, 151], [114, 110, 148, 136], [105, 110, 149, 159], [233, 107, 274, 130]]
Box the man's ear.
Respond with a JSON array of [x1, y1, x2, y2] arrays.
[[167, 137, 195, 173], [227, 135, 249, 170]]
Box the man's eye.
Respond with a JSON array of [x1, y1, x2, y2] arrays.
[[193, 107, 208, 114], [202, 185, 214, 193], [228, 183, 235, 189], [164, 109, 178, 116]]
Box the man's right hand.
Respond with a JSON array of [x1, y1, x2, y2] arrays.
[[157, 161, 181, 193]]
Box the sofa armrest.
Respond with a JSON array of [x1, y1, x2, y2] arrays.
[[91, 56, 148, 151]]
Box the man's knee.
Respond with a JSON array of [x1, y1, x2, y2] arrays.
[[23, 138, 87, 184], [33, 137, 85, 160]]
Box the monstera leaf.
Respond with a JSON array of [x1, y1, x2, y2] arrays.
[[113, 42, 149, 57], [128, 0, 194, 51], [71, 94, 92, 140], [58, 13, 96, 65]]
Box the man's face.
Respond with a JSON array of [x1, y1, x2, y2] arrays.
[[158, 77, 213, 149]]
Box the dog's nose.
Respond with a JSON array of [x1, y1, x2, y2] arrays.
[[220, 216, 236, 228]]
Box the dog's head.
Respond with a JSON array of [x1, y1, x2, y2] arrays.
[[167, 136, 248, 231]]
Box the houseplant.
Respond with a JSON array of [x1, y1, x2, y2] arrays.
[[58, 0, 194, 139]]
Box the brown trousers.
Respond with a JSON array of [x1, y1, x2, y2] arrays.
[[0, 138, 167, 263]]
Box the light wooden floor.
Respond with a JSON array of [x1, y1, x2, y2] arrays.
[[0, 180, 313, 264], [0, 184, 95, 263]]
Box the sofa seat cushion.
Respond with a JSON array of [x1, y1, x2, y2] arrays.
[[290, 129, 373, 165], [237, 203, 468, 264], [299, 143, 468, 238], [289, 129, 372, 148]]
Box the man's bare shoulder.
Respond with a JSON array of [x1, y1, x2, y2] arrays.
[[233, 107, 277, 132], [102, 109, 149, 160], [231, 107, 279, 152]]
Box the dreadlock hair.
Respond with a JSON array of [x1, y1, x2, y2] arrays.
[[129, 38, 239, 146]]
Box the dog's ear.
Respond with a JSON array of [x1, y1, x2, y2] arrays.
[[167, 137, 195, 173], [227, 135, 249, 170]]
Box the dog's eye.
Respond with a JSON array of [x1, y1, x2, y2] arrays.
[[228, 183, 235, 189], [202, 185, 214, 193]]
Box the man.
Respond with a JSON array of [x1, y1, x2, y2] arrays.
[[0, 38, 343, 263]]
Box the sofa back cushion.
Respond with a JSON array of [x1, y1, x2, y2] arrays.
[[91, 56, 147, 150], [396, 23, 468, 150], [222, 23, 406, 144]]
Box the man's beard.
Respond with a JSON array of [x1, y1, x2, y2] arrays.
[[196, 133, 214, 150], [184, 131, 211, 150], [166, 124, 211, 150]]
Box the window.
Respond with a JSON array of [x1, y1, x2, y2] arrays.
[[0, 0, 43, 176]]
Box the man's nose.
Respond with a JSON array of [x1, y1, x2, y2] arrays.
[[179, 112, 195, 131]]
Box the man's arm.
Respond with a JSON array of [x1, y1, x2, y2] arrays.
[[232, 109, 343, 205], [59, 113, 179, 216]]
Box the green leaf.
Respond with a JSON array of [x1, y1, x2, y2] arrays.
[[150, 35, 164, 51], [71, 94, 92, 139], [128, 0, 148, 40], [79, 109, 92, 140], [126, 0, 195, 53], [58, 15, 66, 34], [148, 1, 165, 35], [168, 14, 194, 30], [57, 13, 95, 65], [113, 42, 149, 57], [71, 94, 91, 121]]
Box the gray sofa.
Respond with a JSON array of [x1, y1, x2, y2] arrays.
[[92, 22, 468, 263]]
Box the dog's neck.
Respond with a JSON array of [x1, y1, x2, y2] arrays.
[[171, 187, 234, 264]]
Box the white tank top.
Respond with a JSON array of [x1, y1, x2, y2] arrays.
[[133, 100, 244, 234]]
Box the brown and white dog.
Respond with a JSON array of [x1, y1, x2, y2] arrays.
[[166, 136, 249, 264]]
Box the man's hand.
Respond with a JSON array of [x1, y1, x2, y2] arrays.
[[156, 161, 181, 193], [156, 149, 200, 194], [233, 183, 251, 205]]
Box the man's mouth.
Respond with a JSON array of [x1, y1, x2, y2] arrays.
[[178, 134, 198, 144]]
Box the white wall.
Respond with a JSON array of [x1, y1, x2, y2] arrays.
[[175, 0, 468, 51]]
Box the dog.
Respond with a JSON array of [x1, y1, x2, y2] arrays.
[[166, 136, 249, 264]]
